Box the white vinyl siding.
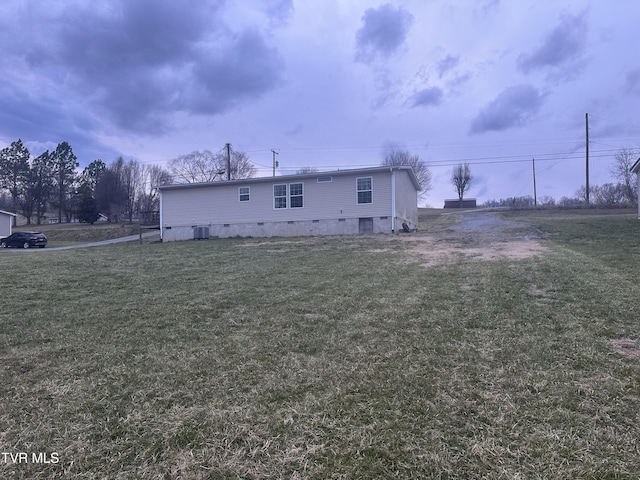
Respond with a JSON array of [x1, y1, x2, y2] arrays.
[[160, 169, 405, 228], [394, 170, 419, 225], [0, 211, 15, 237]]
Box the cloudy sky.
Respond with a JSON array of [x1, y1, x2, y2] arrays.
[[1, 0, 638, 206]]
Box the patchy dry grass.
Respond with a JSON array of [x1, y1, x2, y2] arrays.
[[1, 209, 640, 478]]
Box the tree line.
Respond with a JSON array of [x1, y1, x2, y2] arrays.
[[0, 140, 258, 225], [481, 148, 639, 209], [3, 138, 633, 222]]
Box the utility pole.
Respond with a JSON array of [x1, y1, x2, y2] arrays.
[[226, 143, 231, 181], [585, 113, 590, 205], [271, 149, 279, 177], [532, 158, 537, 207]]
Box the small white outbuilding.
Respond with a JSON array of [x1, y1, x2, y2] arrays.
[[0, 210, 16, 238]]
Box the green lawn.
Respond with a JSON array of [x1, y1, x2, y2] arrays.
[[1, 210, 639, 478]]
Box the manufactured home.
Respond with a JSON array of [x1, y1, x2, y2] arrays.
[[0, 210, 16, 238], [158, 166, 419, 241]]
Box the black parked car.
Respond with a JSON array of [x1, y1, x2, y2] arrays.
[[0, 231, 48, 249]]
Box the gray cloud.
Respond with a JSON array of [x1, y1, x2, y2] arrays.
[[469, 84, 545, 134], [411, 87, 444, 108], [437, 55, 460, 78], [0, 85, 118, 162], [1, 0, 283, 136], [448, 73, 472, 89], [517, 10, 588, 74], [626, 68, 640, 96], [263, 0, 294, 26], [474, 0, 501, 17], [355, 3, 414, 64], [189, 29, 284, 115]]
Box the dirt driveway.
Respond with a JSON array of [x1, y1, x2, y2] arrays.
[[401, 210, 548, 266]]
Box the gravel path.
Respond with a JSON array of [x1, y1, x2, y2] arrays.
[[445, 210, 544, 243]]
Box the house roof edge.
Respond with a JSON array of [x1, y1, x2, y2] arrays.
[[157, 165, 421, 191]]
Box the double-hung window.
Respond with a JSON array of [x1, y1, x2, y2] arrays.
[[290, 183, 303, 208], [273, 183, 304, 209], [239, 186, 250, 202], [357, 177, 372, 204], [274, 184, 287, 209]]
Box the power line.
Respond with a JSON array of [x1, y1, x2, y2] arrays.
[[254, 149, 619, 172]]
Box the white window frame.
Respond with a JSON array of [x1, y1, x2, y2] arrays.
[[238, 186, 250, 202], [274, 184, 287, 209], [357, 177, 373, 204], [289, 182, 304, 208]]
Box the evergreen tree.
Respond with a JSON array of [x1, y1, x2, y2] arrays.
[[51, 141, 79, 223], [30, 151, 56, 224], [81, 159, 107, 195], [76, 185, 100, 224], [0, 139, 30, 224]]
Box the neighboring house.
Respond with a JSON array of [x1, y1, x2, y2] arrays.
[[632, 157, 640, 218], [158, 166, 419, 242], [0, 210, 17, 238]]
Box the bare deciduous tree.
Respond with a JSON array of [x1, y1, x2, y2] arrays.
[[381, 150, 432, 195], [228, 150, 257, 180], [94, 157, 144, 223], [168, 150, 223, 183], [138, 165, 172, 224], [592, 183, 626, 206], [451, 163, 472, 201], [121, 158, 144, 222], [611, 147, 639, 204], [169, 149, 256, 183]]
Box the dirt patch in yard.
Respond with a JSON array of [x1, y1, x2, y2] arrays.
[[610, 338, 640, 358], [234, 211, 548, 266], [396, 210, 549, 266]]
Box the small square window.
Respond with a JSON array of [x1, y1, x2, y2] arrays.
[[239, 186, 250, 202]]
